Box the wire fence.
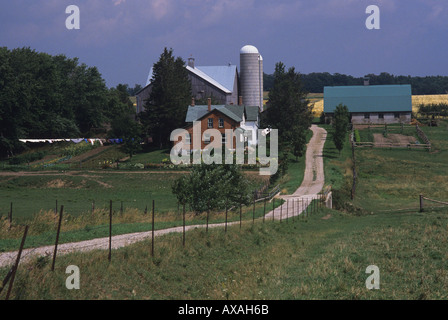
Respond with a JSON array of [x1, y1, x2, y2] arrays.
[[0, 190, 328, 299]]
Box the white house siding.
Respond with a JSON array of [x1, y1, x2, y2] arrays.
[[240, 121, 258, 146], [351, 112, 412, 124]]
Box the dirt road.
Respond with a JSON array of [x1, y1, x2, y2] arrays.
[[0, 125, 328, 267], [265, 125, 327, 220]]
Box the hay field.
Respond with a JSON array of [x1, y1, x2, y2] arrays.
[[412, 94, 448, 113], [309, 94, 448, 116]]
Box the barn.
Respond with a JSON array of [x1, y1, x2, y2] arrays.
[[324, 84, 412, 124], [136, 45, 264, 114]]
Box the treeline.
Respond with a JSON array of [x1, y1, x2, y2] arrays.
[[264, 72, 448, 95], [0, 47, 135, 158]]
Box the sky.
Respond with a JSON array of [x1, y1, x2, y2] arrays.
[[1, 0, 447, 88]]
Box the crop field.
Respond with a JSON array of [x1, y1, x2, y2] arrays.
[[308, 94, 448, 117], [412, 94, 448, 113]]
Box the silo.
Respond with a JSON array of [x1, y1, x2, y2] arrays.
[[240, 45, 264, 111]]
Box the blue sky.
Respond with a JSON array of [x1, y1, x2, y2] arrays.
[[1, 0, 447, 87]]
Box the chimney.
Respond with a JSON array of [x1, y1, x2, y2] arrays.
[[188, 57, 195, 68], [191, 97, 195, 106], [238, 96, 243, 106], [207, 98, 211, 112]]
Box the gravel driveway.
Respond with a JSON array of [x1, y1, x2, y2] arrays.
[[0, 125, 328, 268]]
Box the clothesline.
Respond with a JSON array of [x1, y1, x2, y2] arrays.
[[18, 138, 124, 145]]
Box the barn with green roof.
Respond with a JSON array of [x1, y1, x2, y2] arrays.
[[324, 84, 412, 124]]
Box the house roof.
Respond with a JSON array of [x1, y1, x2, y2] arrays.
[[185, 104, 259, 123], [324, 84, 412, 113]]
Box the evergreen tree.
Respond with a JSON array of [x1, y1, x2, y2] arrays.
[[140, 48, 191, 148], [332, 104, 350, 154], [264, 62, 313, 172]]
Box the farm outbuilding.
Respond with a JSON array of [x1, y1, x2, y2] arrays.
[[324, 84, 412, 124], [136, 45, 264, 114]]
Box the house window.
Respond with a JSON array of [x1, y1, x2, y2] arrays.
[[222, 133, 226, 144], [394, 113, 400, 119], [185, 133, 191, 145], [208, 118, 213, 128], [364, 113, 370, 119], [219, 118, 224, 128], [204, 133, 211, 144], [379, 113, 384, 119]]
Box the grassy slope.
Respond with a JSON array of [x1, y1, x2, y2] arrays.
[[1, 123, 448, 299]]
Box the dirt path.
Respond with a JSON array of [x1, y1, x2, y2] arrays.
[[265, 125, 327, 220], [0, 125, 328, 268]]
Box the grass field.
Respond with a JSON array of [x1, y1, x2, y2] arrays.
[[1, 122, 448, 300], [2, 204, 447, 300]]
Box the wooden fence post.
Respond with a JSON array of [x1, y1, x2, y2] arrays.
[[8, 202, 12, 229], [108, 200, 112, 262], [5, 225, 28, 300], [206, 210, 209, 233], [51, 205, 64, 271], [182, 204, 186, 247], [240, 203, 242, 229], [419, 195, 424, 212], [280, 201, 282, 223], [263, 199, 266, 223], [151, 200, 155, 257], [252, 198, 255, 225], [225, 203, 228, 233], [286, 200, 289, 222], [272, 198, 275, 222]]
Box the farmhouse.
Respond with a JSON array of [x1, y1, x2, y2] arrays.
[[324, 83, 412, 124], [136, 45, 264, 113], [173, 97, 259, 154]]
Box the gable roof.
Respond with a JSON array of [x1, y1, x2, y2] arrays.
[[195, 65, 237, 92], [185, 104, 259, 124], [186, 66, 234, 94], [324, 84, 412, 113]]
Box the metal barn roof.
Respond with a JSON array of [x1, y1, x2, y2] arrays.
[[195, 65, 237, 93], [324, 84, 412, 113]]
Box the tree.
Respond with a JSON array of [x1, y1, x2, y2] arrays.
[[332, 104, 350, 154], [172, 164, 251, 214], [140, 48, 191, 148], [109, 114, 142, 158], [0, 47, 111, 158], [264, 62, 313, 173]]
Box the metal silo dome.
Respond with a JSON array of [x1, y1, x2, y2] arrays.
[[240, 45, 263, 111], [240, 45, 259, 54]]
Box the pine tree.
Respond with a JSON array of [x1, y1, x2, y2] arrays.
[[333, 104, 350, 154], [140, 48, 191, 148], [264, 62, 313, 171]]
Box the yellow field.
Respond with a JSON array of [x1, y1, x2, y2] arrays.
[[309, 94, 448, 116], [265, 93, 448, 116], [412, 94, 448, 112]]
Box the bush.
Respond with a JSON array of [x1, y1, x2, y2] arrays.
[[8, 151, 46, 165], [354, 130, 361, 143]]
